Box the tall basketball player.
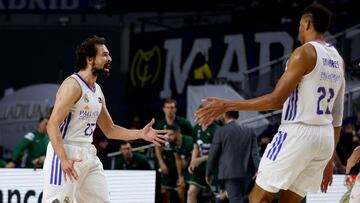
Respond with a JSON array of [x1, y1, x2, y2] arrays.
[[196, 4, 345, 203]]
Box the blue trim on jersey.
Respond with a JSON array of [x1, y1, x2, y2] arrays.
[[284, 97, 292, 120], [291, 86, 299, 120], [50, 152, 55, 184], [266, 132, 280, 159], [285, 92, 294, 120], [75, 73, 96, 93], [288, 93, 295, 120], [62, 113, 72, 139]]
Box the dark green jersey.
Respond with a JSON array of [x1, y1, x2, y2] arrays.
[[155, 116, 193, 135], [12, 131, 49, 168], [192, 123, 219, 156], [114, 153, 151, 170], [171, 135, 193, 161], [0, 159, 6, 168], [156, 116, 193, 164]]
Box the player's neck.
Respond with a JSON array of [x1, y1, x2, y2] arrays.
[[305, 33, 325, 44], [166, 116, 175, 124], [77, 70, 97, 88], [176, 135, 182, 146]]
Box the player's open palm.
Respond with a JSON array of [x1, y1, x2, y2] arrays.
[[195, 98, 227, 128], [141, 118, 168, 146], [61, 157, 81, 182]]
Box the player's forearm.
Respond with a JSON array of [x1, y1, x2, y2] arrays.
[[175, 154, 183, 178], [226, 93, 284, 112], [155, 146, 166, 166], [12, 139, 30, 161], [105, 125, 142, 141], [330, 126, 341, 161]]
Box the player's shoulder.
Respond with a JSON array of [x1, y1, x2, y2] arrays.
[[176, 116, 191, 123], [292, 43, 317, 59], [60, 75, 81, 91], [182, 134, 193, 142]]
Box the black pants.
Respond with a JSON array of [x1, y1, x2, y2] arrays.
[[224, 178, 250, 203]]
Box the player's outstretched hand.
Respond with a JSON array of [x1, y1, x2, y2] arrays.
[[61, 157, 81, 182], [195, 97, 228, 129], [141, 118, 168, 146], [321, 160, 334, 193]]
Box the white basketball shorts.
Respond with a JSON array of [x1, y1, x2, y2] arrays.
[[42, 142, 110, 203], [256, 123, 334, 197]]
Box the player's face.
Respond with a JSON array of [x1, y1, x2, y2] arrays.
[[91, 44, 112, 77], [163, 102, 176, 118], [298, 16, 311, 45], [38, 118, 48, 134], [120, 144, 132, 159], [298, 17, 306, 44], [167, 130, 177, 143]]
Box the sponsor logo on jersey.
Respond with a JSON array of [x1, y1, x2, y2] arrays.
[[79, 110, 100, 120], [84, 105, 91, 110]]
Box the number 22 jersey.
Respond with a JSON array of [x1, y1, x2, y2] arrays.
[[60, 73, 103, 143], [281, 41, 345, 127]]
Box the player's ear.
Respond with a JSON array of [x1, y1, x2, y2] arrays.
[[86, 56, 94, 64], [306, 19, 312, 31]]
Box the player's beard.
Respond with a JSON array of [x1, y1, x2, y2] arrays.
[[91, 61, 110, 78]]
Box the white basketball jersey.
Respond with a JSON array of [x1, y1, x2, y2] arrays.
[[281, 41, 345, 126], [60, 73, 103, 143]]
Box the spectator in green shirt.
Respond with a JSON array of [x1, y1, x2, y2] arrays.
[[0, 159, 6, 168], [114, 141, 151, 170], [6, 116, 49, 168], [167, 124, 193, 203], [155, 98, 193, 203]]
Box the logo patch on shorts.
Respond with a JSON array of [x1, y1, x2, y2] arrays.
[[63, 196, 70, 203]]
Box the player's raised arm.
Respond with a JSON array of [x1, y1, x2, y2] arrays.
[[195, 44, 316, 128]]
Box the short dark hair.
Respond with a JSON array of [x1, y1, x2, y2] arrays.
[[167, 123, 180, 131], [225, 111, 239, 119], [163, 98, 177, 107], [75, 36, 106, 71], [302, 4, 331, 33], [38, 116, 49, 123]]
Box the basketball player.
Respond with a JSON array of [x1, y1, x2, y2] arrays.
[[42, 36, 167, 203], [195, 4, 345, 203]]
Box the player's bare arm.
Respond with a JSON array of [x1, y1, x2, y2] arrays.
[[96, 95, 167, 146], [195, 43, 316, 128], [47, 77, 82, 182]]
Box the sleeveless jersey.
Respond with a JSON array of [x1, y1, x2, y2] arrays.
[[281, 41, 345, 126], [60, 73, 103, 143]]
